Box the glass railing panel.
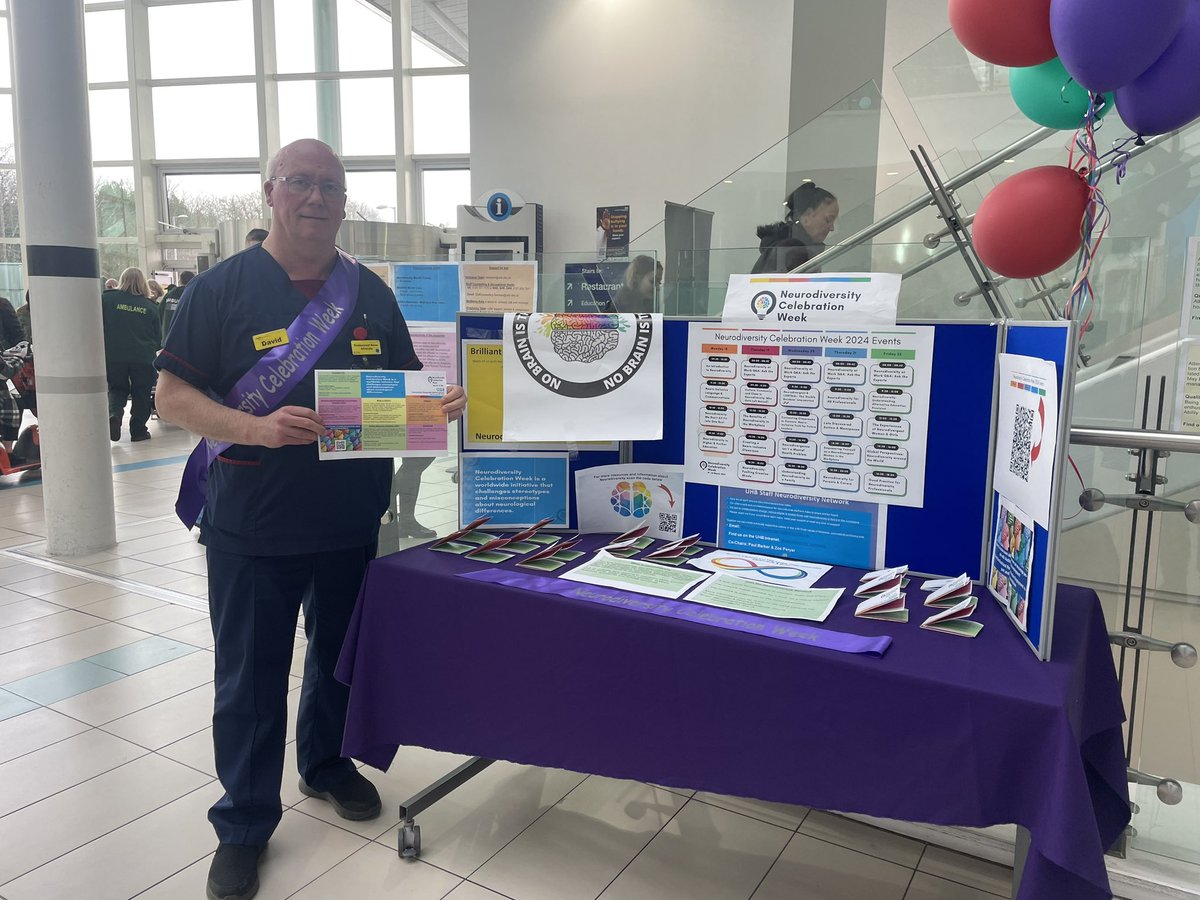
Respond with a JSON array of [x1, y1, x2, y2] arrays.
[[1127, 444, 1200, 866]]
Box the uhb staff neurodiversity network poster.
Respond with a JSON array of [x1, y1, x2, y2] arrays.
[[683, 322, 935, 508]]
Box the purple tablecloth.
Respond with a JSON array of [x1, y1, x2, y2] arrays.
[[337, 537, 1129, 900]]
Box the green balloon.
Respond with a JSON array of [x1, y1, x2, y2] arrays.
[[1010, 57, 1114, 130]]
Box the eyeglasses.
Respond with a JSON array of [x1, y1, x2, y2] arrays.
[[268, 175, 347, 198]]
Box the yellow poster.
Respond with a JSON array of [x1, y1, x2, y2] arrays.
[[459, 261, 537, 313], [461, 339, 616, 451], [463, 341, 505, 446]]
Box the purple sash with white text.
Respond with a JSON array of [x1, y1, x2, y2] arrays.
[[174, 250, 360, 526]]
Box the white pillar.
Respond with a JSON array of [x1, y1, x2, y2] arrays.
[[11, 0, 117, 555]]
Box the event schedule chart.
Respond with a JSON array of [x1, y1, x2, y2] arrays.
[[684, 323, 935, 507]]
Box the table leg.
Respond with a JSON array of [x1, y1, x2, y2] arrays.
[[1012, 825, 1031, 897], [397, 757, 496, 858]]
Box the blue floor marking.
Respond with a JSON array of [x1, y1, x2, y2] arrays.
[[112, 454, 191, 473], [0, 453, 190, 489]]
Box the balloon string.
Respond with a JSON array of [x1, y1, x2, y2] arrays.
[[1066, 94, 1109, 332]]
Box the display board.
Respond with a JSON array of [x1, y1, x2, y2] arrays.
[[455, 313, 1075, 659], [990, 321, 1077, 660], [458, 314, 620, 530], [634, 318, 1002, 580]]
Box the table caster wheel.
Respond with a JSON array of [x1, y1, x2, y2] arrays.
[[400, 820, 421, 858]]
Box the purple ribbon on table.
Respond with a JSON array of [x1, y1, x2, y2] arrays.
[[462, 569, 892, 657], [174, 250, 361, 526]]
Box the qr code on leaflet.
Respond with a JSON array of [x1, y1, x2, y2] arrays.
[[1009, 405, 1034, 482], [658, 512, 678, 535]]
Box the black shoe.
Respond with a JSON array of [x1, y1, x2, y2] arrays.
[[397, 517, 436, 540], [298, 769, 382, 821], [109, 417, 121, 442], [130, 430, 151, 442], [206, 843, 264, 900]]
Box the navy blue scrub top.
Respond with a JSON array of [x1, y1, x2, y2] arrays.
[[156, 245, 421, 557]]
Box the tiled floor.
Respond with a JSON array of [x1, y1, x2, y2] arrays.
[[0, 415, 1187, 899]]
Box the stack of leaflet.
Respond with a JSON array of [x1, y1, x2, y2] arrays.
[[854, 566, 909, 623], [919, 573, 983, 638]]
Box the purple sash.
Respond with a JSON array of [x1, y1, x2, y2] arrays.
[[174, 250, 361, 526], [462, 569, 892, 656]]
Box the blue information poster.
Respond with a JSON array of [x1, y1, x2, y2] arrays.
[[393, 262, 460, 323], [718, 487, 880, 568], [563, 261, 627, 312], [461, 452, 571, 528]]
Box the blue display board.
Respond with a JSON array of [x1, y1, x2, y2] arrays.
[[457, 314, 620, 530], [632, 318, 1003, 580], [993, 321, 1076, 660]]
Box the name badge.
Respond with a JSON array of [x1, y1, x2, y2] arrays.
[[352, 340, 382, 356], [253, 329, 289, 351]]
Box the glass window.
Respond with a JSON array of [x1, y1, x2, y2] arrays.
[[340, 78, 394, 156], [0, 243, 23, 301], [148, 1, 254, 79], [412, 75, 469, 154], [153, 84, 259, 159], [0, 17, 10, 89], [421, 168, 470, 229], [277, 79, 321, 148], [0, 95, 13, 156], [85, 9, 127, 84], [344, 170, 397, 221], [337, 0, 391, 71], [274, 0, 316, 74], [99, 243, 139, 283], [0, 169, 18, 238], [89, 89, 133, 162], [95, 166, 136, 238], [164, 172, 263, 230], [412, 33, 459, 69]]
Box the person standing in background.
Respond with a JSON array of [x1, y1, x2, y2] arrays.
[[102, 267, 161, 442], [161, 270, 193, 344], [751, 182, 839, 274]]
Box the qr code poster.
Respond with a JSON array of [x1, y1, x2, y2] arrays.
[[993, 354, 1059, 528], [574, 465, 685, 541]]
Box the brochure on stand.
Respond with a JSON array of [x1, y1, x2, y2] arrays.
[[854, 584, 908, 622], [920, 597, 983, 638]]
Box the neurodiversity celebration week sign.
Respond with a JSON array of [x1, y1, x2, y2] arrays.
[[502, 313, 663, 441], [722, 272, 901, 328], [460, 452, 570, 528], [685, 322, 934, 508]]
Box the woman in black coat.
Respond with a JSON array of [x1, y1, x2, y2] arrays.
[[751, 182, 839, 274]]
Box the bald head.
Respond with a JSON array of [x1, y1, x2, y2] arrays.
[[266, 139, 344, 181]]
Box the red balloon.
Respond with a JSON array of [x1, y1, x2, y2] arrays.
[[949, 0, 1056, 67], [972, 166, 1090, 279]]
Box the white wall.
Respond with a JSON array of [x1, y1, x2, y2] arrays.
[[468, 0, 796, 256]]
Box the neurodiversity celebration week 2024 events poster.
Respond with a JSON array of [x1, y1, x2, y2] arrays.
[[314, 369, 448, 459], [684, 322, 934, 508], [502, 312, 663, 442]]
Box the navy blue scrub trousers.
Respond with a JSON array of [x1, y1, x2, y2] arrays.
[[205, 542, 376, 846]]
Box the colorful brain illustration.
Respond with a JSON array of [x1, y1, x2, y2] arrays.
[[610, 480, 652, 518], [536, 314, 629, 364]]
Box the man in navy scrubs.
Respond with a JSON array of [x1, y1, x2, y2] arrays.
[[156, 138, 465, 900]]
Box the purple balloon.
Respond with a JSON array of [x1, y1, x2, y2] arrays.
[[1050, 0, 1188, 92], [1116, 1, 1200, 134]]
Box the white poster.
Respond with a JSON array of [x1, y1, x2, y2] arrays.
[[993, 354, 1059, 528], [1174, 339, 1200, 433], [575, 465, 685, 540], [502, 312, 663, 441], [684, 322, 935, 508], [721, 272, 900, 328], [1180, 237, 1200, 337], [688, 548, 831, 590]]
